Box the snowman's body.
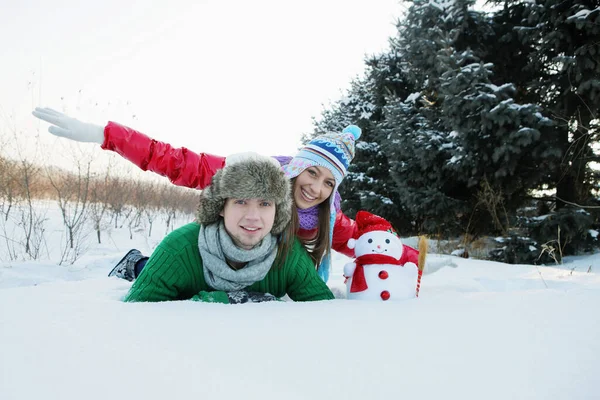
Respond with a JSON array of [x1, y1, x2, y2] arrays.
[[344, 230, 420, 301], [346, 262, 419, 301]]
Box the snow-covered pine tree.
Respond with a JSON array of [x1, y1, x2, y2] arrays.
[[532, 1, 599, 207], [439, 58, 553, 232], [348, 52, 418, 231], [380, 0, 555, 234], [379, 0, 486, 234], [380, 93, 463, 233], [310, 76, 380, 218], [310, 51, 417, 232], [493, 0, 600, 207], [311, 0, 598, 240]]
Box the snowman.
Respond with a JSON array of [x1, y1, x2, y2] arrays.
[[344, 211, 423, 301]]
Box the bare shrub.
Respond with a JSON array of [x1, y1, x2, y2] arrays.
[[159, 184, 198, 234], [137, 180, 159, 237], [13, 165, 48, 261], [476, 177, 509, 235], [106, 175, 130, 229], [0, 119, 48, 260], [46, 150, 93, 264], [89, 167, 113, 244], [0, 155, 16, 221]]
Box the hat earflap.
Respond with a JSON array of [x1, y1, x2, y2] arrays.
[[197, 169, 226, 226]]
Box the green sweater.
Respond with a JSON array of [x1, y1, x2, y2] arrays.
[[124, 222, 334, 303]]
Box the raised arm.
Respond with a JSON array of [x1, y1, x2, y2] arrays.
[[102, 121, 225, 190], [32, 107, 225, 190], [331, 210, 358, 258]]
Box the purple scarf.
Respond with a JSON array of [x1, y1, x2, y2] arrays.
[[273, 155, 341, 230]]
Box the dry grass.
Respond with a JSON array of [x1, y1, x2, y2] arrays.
[[430, 234, 498, 259]]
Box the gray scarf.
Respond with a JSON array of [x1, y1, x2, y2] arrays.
[[198, 222, 278, 291]]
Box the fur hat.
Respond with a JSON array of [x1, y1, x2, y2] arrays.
[[197, 152, 292, 235]]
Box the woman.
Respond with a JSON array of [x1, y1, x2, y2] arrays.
[[32, 107, 362, 281]]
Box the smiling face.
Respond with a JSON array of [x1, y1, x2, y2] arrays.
[[293, 166, 336, 209], [220, 198, 276, 249], [354, 230, 404, 259]]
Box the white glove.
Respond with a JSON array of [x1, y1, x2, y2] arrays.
[[32, 107, 105, 144], [423, 256, 458, 275]]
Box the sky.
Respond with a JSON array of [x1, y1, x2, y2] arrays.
[[1, 201, 599, 399], [1, 0, 400, 167]]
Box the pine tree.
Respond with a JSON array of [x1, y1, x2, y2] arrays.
[[380, 0, 555, 234], [310, 49, 417, 231], [492, 0, 600, 207], [311, 0, 599, 239], [380, 94, 463, 233], [311, 76, 379, 221], [437, 52, 553, 216]]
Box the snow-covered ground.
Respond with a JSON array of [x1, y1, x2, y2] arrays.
[[1, 203, 599, 400]]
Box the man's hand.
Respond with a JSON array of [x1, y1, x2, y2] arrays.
[[191, 290, 280, 304], [32, 107, 105, 144], [227, 290, 279, 304]]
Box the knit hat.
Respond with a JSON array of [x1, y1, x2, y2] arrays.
[[282, 125, 362, 281], [197, 152, 292, 235]]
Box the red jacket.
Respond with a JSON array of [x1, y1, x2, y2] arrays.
[[102, 122, 358, 257]]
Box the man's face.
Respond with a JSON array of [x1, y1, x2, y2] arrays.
[[220, 198, 276, 250]]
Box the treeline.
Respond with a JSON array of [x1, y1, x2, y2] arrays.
[[0, 153, 199, 264], [311, 0, 600, 263]]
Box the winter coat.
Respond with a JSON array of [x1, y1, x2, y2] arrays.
[[102, 122, 358, 257], [123, 222, 335, 303]]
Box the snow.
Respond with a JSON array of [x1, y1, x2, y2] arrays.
[[1, 203, 600, 400], [568, 8, 600, 20], [448, 154, 462, 164], [405, 92, 421, 103], [355, 141, 380, 151], [532, 214, 550, 221], [451, 248, 466, 257], [484, 83, 514, 93]]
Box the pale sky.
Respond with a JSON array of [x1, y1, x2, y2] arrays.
[[1, 0, 400, 171]]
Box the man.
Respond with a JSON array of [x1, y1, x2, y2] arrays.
[[118, 153, 334, 304]]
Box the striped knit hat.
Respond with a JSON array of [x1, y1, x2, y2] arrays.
[[282, 125, 362, 281]]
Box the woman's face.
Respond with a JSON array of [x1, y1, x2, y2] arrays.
[[293, 166, 336, 209]]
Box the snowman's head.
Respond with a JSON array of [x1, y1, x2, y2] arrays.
[[348, 230, 403, 259]]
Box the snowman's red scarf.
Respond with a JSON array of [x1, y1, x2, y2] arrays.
[[349, 254, 404, 293]]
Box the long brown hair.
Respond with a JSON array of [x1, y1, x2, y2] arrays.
[[288, 178, 332, 268], [272, 215, 298, 268]]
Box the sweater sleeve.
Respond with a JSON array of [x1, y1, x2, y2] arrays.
[[331, 210, 357, 258], [101, 122, 226, 190], [285, 241, 334, 302], [123, 247, 193, 302], [191, 291, 230, 304]]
